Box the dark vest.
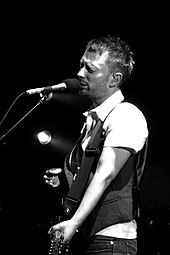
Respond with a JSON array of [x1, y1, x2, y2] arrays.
[[64, 107, 148, 239]]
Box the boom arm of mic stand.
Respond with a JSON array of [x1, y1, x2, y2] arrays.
[[0, 93, 52, 144]]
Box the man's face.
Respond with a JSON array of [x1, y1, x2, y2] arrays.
[[77, 50, 112, 104]]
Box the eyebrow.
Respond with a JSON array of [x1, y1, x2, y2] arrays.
[[80, 59, 99, 70]]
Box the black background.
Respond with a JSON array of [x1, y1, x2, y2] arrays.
[[0, 3, 169, 254]]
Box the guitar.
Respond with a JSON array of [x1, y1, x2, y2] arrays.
[[45, 167, 80, 255], [49, 229, 69, 255], [48, 204, 81, 255]]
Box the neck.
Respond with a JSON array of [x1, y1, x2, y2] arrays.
[[92, 88, 120, 108]]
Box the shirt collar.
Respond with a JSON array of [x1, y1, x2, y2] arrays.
[[83, 89, 124, 121]]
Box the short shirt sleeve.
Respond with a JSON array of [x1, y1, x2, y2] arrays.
[[103, 102, 148, 153]]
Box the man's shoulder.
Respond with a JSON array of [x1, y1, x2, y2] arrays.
[[106, 101, 148, 128], [116, 101, 146, 118]]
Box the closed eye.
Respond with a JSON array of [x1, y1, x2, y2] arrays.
[[86, 65, 95, 73], [79, 61, 96, 73]]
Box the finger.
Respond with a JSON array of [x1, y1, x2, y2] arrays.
[[48, 227, 54, 234], [48, 226, 62, 235], [44, 176, 53, 181], [46, 168, 62, 175], [43, 175, 51, 180], [44, 179, 53, 186]]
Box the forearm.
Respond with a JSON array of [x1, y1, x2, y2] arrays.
[[70, 146, 130, 229], [70, 171, 111, 229]]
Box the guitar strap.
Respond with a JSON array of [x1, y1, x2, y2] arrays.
[[63, 117, 105, 216]]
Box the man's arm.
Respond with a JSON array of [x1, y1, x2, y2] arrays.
[[50, 146, 130, 244], [70, 146, 131, 228]]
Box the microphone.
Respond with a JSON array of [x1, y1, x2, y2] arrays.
[[26, 78, 80, 95]]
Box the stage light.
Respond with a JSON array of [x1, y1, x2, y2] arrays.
[[37, 130, 52, 145]]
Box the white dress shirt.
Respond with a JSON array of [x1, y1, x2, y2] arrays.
[[81, 89, 148, 239]]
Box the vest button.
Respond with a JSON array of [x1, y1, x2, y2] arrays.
[[64, 208, 70, 215], [73, 174, 77, 181]]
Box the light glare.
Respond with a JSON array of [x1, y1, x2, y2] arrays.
[[37, 130, 51, 145]]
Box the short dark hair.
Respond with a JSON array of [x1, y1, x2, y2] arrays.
[[85, 34, 135, 83]]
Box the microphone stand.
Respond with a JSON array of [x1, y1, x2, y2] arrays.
[[0, 92, 52, 145]]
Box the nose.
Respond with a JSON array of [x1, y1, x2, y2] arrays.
[[77, 67, 85, 78]]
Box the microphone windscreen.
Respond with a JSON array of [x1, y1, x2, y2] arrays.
[[63, 78, 80, 93]]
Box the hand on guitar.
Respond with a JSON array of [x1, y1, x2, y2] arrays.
[[43, 168, 62, 188], [48, 219, 78, 246]]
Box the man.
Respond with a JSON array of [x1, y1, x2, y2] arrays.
[[48, 35, 148, 254]]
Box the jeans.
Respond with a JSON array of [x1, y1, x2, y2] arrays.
[[85, 235, 137, 255], [67, 233, 137, 255]]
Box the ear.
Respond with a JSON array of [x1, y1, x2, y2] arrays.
[[109, 72, 123, 88], [113, 72, 123, 84]]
